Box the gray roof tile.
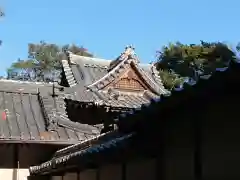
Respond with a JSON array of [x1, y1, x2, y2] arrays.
[[60, 49, 168, 109], [0, 80, 100, 144], [63, 51, 167, 93], [29, 131, 134, 175]]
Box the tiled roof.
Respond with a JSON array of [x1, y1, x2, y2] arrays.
[[116, 59, 240, 132], [63, 86, 155, 109], [61, 56, 110, 87], [28, 54, 240, 176], [29, 131, 134, 175], [64, 51, 166, 93], [0, 80, 100, 144], [60, 47, 168, 109], [29, 58, 240, 175], [99, 91, 152, 108]]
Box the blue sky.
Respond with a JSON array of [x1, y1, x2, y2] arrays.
[[0, 0, 239, 76]]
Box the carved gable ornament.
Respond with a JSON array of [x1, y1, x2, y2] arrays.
[[114, 78, 145, 90], [106, 68, 148, 91]]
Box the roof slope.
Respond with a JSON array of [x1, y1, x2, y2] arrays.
[[63, 47, 165, 90], [116, 59, 240, 132], [29, 131, 134, 175], [60, 46, 168, 109], [0, 80, 100, 144], [29, 58, 240, 175]]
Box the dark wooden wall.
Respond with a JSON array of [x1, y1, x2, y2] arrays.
[[31, 86, 240, 180], [0, 143, 67, 180], [52, 158, 156, 180], [201, 93, 240, 179], [68, 93, 240, 180], [0, 143, 66, 168], [162, 90, 240, 180]]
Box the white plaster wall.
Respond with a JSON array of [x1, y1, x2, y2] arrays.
[[0, 168, 29, 180], [18, 169, 30, 180], [0, 169, 13, 180]]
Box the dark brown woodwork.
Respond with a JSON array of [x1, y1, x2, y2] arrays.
[[127, 71, 134, 78], [103, 67, 151, 92], [65, 100, 121, 132], [66, 101, 105, 125], [121, 163, 126, 180], [114, 78, 145, 91], [12, 144, 19, 180]]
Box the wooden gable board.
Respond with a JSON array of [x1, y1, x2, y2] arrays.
[[102, 63, 157, 94]]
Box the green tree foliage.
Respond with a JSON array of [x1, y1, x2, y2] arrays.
[[158, 70, 184, 90], [156, 41, 236, 90], [7, 59, 35, 80], [62, 44, 93, 57], [27, 41, 62, 81], [237, 42, 240, 52], [8, 41, 93, 82]]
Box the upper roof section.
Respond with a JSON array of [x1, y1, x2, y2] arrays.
[[61, 46, 168, 96]]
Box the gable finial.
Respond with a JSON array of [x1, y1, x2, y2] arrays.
[[108, 45, 137, 71], [123, 45, 135, 57]]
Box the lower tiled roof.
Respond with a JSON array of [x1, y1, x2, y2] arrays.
[[100, 91, 151, 108], [63, 86, 155, 109], [0, 91, 45, 141], [29, 131, 134, 175], [0, 80, 101, 144]]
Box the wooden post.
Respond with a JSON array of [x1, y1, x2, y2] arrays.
[[12, 144, 19, 180], [121, 162, 126, 180]]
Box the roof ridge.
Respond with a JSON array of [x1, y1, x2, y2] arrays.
[[62, 48, 168, 97], [0, 79, 54, 85], [87, 58, 168, 95], [67, 51, 151, 67], [133, 63, 168, 94], [87, 46, 137, 90], [87, 57, 130, 90], [67, 51, 112, 64], [53, 130, 118, 158], [61, 59, 77, 87], [38, 93, 101, 135], [86, 46, 168, 95], [29, 132, 133, 175]]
